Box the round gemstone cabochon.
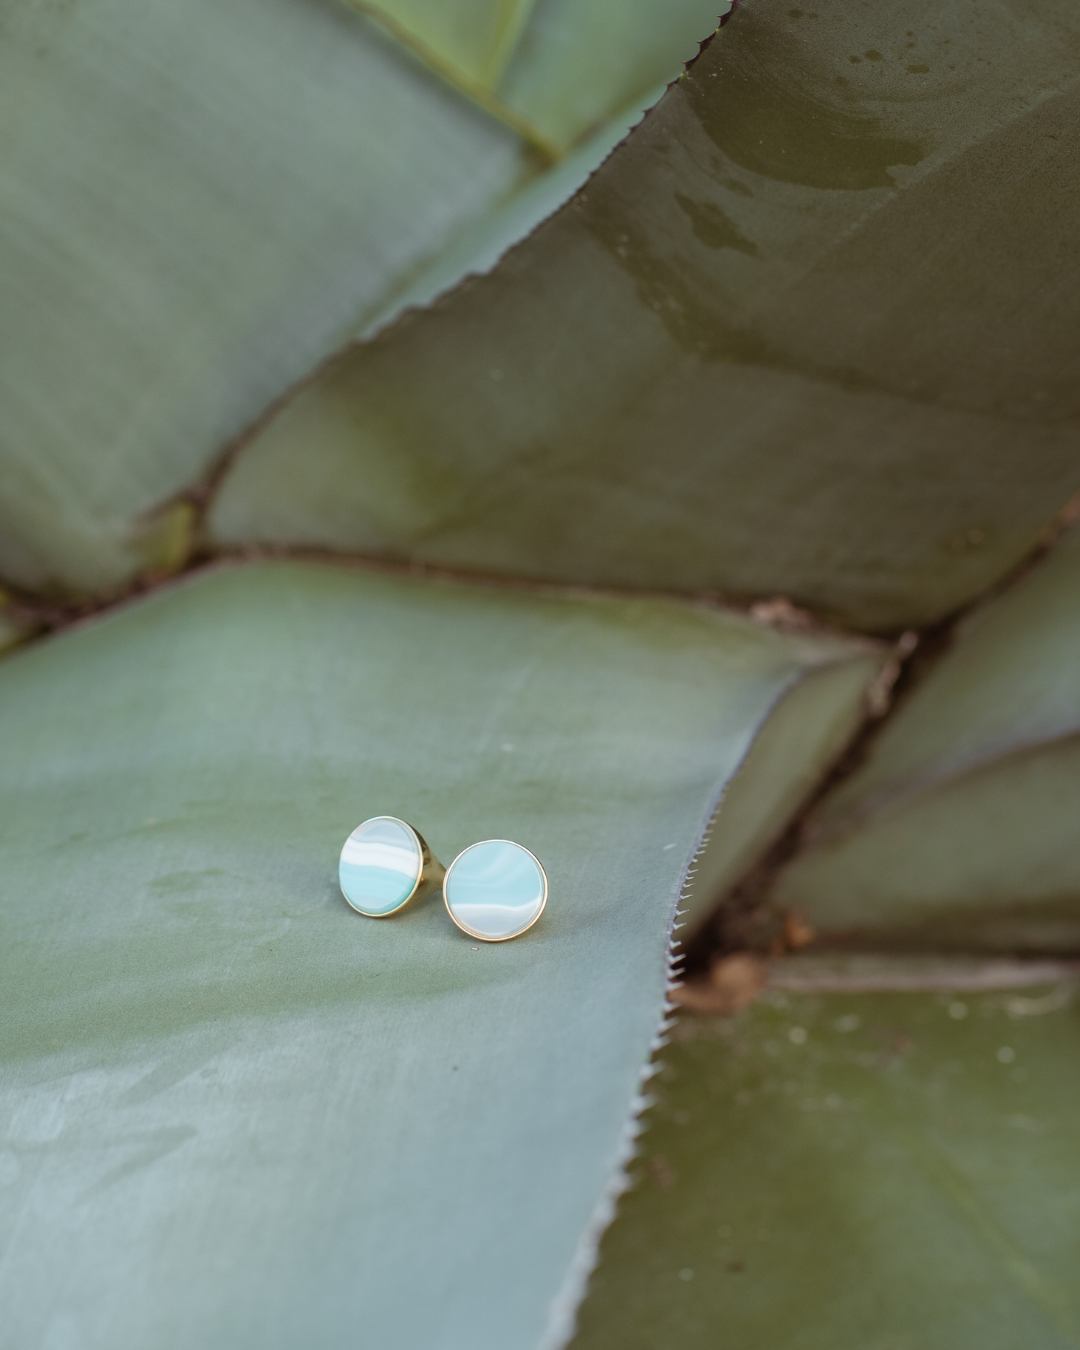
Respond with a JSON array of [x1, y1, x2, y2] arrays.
[[339, 816, 423, 916], [444, 839, 547, 942]]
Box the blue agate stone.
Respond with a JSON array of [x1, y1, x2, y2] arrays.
[[339, 816, 423, 916], [443, 839, 547, 942]]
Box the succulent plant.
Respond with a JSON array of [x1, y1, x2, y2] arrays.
[[1, 2, 1077, 1349]]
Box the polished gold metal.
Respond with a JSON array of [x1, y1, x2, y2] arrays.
[[442, 838, 549, 943], [338, 815, 445, 918]]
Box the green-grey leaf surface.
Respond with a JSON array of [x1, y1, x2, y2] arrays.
[[357, 0, 729, 152], [770, 530, 1080, 952], [0, 0, 736, 600], [355, 0, 536, 97], [490, 0, 727, 152], [574, 982, 1080, 1350], [211, 0, 1080, 630], [0, 0, 527, 595], [0, 597, 32, 656], [680, 652, 878, 934], [0, 561, 876, 1349]]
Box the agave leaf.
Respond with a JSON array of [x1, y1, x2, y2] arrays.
[[0, 593, 32, 655], [483, 0, 729, 152], [356, 1, 729, 153], [212, 0, 1080, 630], [0, 0, 735, 601], [0, 561, 878, 1349], [339, 1, 731, 326], [679, 645, 878, 935], [354, 0, 538, 99], [0, 0, 526, 595], [575, 980, 1080, 1350], [770, 529, 1080, 952]]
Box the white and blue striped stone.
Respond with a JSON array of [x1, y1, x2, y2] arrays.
[[444, 839, 547, 942], [339, 816, 422, 917]]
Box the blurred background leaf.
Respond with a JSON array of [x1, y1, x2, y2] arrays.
[[210, 0, 1080, 630], [0, 0, 724, 596], [354, 0, 730, 152], [0, 591, 33, 655], [676, 638, 881, 935], [769, 527, 1080, 952], [574, 979, 1080, 1350]]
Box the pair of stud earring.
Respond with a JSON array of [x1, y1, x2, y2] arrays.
[[338, 816, 548, 943]]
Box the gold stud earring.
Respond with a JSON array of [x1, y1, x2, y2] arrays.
[[443, 839, 548, 942], [338, 816, 445, 918]]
